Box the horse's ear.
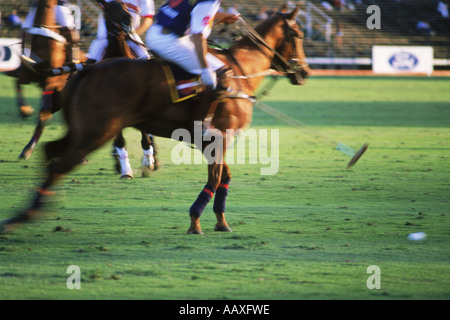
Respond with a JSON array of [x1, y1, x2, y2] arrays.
[[287, 5, 300, 20]]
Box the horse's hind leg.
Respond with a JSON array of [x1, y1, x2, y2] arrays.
[[18, 90, 54, 160], [44, 135, 70, 161], [18, 120, 45, 160], [15, 80, 34, 118], [112, 130, 134, 179], [1, 139, 88, 233], [1, 127, 117, 234]]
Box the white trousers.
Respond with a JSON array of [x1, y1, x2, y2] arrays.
[[146, 24, 224, 75], [87, 14, 149, 61]]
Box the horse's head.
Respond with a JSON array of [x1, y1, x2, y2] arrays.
[[257, 6, 311, 85], [102, 0, 133, 36]]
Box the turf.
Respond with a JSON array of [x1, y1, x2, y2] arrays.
[[0, 74, 448, 300]]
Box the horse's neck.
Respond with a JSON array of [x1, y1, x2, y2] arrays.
[[230, 46, 273, 92], [33, 0, 57, 27], [105, 35, 134, 59]]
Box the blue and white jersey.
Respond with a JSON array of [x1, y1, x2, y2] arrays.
[[156, 0, 220, 37]]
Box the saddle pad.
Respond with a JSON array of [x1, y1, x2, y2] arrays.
[[153, 58, 203, 103]]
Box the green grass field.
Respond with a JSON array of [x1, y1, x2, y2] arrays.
[[0, 74, 449, 301]]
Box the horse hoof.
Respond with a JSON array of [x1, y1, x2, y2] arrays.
[[187, 228, 204, 235], [20, 106, 34, 118], [153, 159, 160, 171], [0, 215, 29, 234], [141, 166, 152, 178], [120, 174, 133, 180], [0, 221, 20, 234], [18, 149, 32, 160], [214, 225, 232, 232]]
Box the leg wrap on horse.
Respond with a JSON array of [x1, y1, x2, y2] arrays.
[[40, 90, 54, 122], [114, 146, 133, 177], [41, 91, 54, 112], [190, 184, 215, 218], [213, 178, 230, 214]]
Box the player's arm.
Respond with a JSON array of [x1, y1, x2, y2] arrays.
[[214, 12, 240, 25], [135, 16, 153, 35]]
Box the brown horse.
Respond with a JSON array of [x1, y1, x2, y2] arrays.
[[16, 0, 78, 160], [0, 7, 310, 235]]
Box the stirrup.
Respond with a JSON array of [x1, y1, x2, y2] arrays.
[[20, 55, 38, 73], [221, 86, 257, 102]]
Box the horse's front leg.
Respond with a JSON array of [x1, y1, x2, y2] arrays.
[[112, 130, 134, 179], [213, 162, 232, 232], [188, 131, 232, 234], [188, 162, 222, 234]]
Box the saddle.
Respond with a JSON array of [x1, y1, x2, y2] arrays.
[[151, 57, 203, 103], [151, 57, 257, 104]]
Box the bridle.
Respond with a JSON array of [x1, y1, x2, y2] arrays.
[[234, 15, 308, 78]]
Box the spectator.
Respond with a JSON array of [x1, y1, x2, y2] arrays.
[[437, 1, 449, 18], [280, 3, 288, 13], [416, 20, 435, 36], [334, 0, 342, 10], [267, 7, 278, 16], [8, 9, 23, 28], [311, 23, 325, 41], [335, 21, 343, 50], [256, 6, 269, 20]]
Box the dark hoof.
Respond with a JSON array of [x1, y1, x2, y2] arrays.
[[120, 174, 133, 180], [214, 225, 232, 232]]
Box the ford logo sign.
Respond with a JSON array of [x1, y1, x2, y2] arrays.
[[389, 52, 419, 70], [0, 46, 12, 62]]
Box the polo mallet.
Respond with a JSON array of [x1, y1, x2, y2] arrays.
[[255, 77, 368, 168]]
